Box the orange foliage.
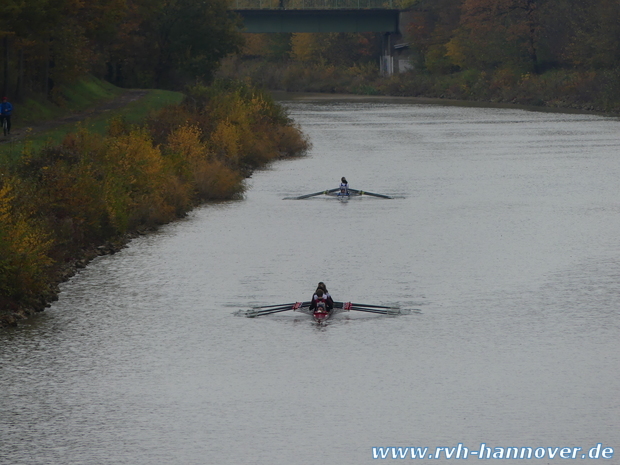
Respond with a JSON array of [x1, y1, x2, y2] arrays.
[[291, 33, 318, 62], [0, 177, 53, 298], [242, 34, 270, 57], [1, 80, 309, 314]]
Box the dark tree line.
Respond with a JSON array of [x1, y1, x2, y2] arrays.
[[405, 0, 620, 75], [0, 0, 243, 100]]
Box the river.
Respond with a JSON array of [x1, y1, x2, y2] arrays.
[[1, 97, 619, 464]]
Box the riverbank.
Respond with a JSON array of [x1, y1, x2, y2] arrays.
[[0, 229, 147, 326], [0, 80, 310, 327], [272, 91, 616, 117], [218, 58, 620, 115]]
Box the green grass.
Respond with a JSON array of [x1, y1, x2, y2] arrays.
[[86, 88, 185, 129], [59, 76, 121, 109], [42, 88, 182, 136], [0, 78, 184, 167], [17, 76, 124, 126]]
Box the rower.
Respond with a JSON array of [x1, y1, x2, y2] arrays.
[[339, 177, 349, 196], [317, 282, 329, 297], [316, 282, 334, 308], [310, 288, 333, 312]]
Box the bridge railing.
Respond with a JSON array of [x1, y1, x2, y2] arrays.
[[233, 0, 394, 9]]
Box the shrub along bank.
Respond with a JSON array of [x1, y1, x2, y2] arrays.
[[218, 58, 620, 114], [0, 81, 310, 326]]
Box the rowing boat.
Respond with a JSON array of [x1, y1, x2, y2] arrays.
[[283, 188, 394, 200], [243, 300, 406, 322], [312, 305, 332, 323]]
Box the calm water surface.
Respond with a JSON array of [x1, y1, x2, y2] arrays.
[[1, 99, 619, 464]]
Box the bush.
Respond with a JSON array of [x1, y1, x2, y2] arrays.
[[1, 80, 310, 319]]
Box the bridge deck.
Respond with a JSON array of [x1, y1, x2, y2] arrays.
[[236, 8, 400, 33], [233, 0, 394, 8]]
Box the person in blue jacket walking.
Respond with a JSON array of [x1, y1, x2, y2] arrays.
[[1, 96, 13, 135]]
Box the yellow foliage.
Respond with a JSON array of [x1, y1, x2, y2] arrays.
[[0, 176, 53, 297], [1, 79, 308, 309], [491, 67, 519, 89], [9, 220, 53, 268], [445, 38, 467, 69], [193, 160, 244, 200], [107, 116, 130, 137], [167, 124, 210, 170], [210, 120, 242, 165], [0, 181, 12, 224], [276, 125, 311, 157], [242, 34, 269, 56], [106, 129, 164, 183], [102, 129, 169, 230], [291, 33, 318, 62]]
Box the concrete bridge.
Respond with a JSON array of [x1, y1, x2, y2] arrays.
[[233, 0, 399, 33], [232, 0, 407, 73]]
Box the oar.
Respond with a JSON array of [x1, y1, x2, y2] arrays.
[[358, 190, 393, 199], [283, 188, 339, 200], [340, 188, 392, 199], [320, 301, 342, 314], [251, 302, 297, 310], [350, 303, 399, 310], [348, 307, 391, 315], [247, 301, 311, 317], [350, 307, 403, 315], [247, 304, 295, 317], [248, 304, 299, 317], [283, 191, 327, 200], [351, 307, 401, 315], [246, 307, 296, 318]]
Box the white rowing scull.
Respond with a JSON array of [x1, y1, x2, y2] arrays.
[[283, 188, 394, 200]]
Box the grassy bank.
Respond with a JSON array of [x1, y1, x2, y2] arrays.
[[218, 57, 620, 114], [0, 80, 310, 327], [1, 83, 184, 167], [13, 76, 124, 127]]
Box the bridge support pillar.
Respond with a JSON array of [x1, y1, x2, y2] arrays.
[[380, 32, 394, 76]]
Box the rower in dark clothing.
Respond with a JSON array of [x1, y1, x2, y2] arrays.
[[339, 177, 349, 196], [316, 282, 331, 300], [310, 285, 334, 312]]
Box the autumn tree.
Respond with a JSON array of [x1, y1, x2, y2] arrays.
[[1, 0, 127, 97], [108, 0, 244, 88], [446, 0, 546, 73], [1, 0, 243, 97], [290, 32, 380, 66], [402, 0, 463, 73], [559, 0, 620, 69]]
